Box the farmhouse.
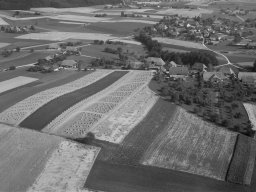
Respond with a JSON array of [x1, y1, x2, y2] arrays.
[[61, 60, 77, 69], [146, 57, 165, 71], [203, 72, 227, 83], [169, 66, 189, 76], [238, 72, 256, 86], [192, 62, 207, 72]]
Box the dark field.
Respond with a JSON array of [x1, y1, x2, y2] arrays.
[[0, 70, 92, 113], [85, 160, 248, 192], [227, 135, 256, 185], [19, 71, 128, 130]]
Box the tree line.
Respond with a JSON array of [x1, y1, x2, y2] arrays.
[[135, 32, 219, 67]]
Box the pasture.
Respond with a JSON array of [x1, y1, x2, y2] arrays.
[[19, 71, 128, 130], [142, 107, 237, 181], [0, 76, 38, 94]]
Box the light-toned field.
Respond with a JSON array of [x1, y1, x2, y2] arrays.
[[16, 32, 116, 41], [243, 103, 256, 131], [0, 70, 112, 125], [0, 123, 100, 192], [153, 37, 207, 50], [59, 21, 86, 25], [110, 39, 142, 45], [0, 42, 10, 48], [28, 141, 100, 192], [93, 86, 158, 143], [156, 8, 213, 17], [0, 17, 9, 25], [101, 19, 157, 24], [142, 107, 237, 180], [51, 14, 111, 23], [0, 76, 38, 94], [43, 71, 154, 142], [31, 7, 100, 14]]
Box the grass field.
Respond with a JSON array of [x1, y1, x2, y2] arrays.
[[227, 135, 256, 185], [156, 8, 213, 17], [142, 107, 237, 181], [85, 160, 247, 192], [0, 42, 10, 48], [244, 103, 256, 131], [0, 76, 38, 94], [19, 71, 128, 130]]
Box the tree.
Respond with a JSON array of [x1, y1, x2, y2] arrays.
[[15, 47, 20, 52], [253, 59, 256, 72]]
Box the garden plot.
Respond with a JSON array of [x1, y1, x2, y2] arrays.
[[27, 141, 100, 192], [93, 86, 158, 143], [16, 32, 116, 41], [44, 71, 153, 139], [153, 37, 207, 50], [243, 103, 256, 131], [0, 70, 112, 125], [142, 107, 237, 181], [0, 76, 38, 94]]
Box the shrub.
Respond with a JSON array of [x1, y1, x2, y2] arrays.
[[9, 66, 16, 70]]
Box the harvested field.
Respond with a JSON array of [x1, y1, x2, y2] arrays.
[[142, 107, 237, 181], [0, 42, 10, 48], [31, 7, 99, 14], [16, 32, 116, 41], [0, 76, 38, 94], [28, 141, 100, 192], [93, 86, 158, 143], [227, 135, 256, 185], [153, 37, 207, 50], [0, 17, 9, 25], [0, 70, 112, 125], [243, 103, 256, 131], [51, 14, 111, 23], [47, 71, 153, 140], [19, 71, 128, 130]]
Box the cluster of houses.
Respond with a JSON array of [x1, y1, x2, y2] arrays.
[[0, 25, 35, 33], [149, 15, 254, 45], [220, 8, 249, 16], [146, 56, 256, 87]]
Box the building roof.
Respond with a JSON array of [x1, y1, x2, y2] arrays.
[[61, 60, 77, 67], [169, 61, 177, 67], [192, 62, 207, 71], [169, 66, 189, 75], [146, 57, 165, 66], [45, 55, 53, 61], [203, 72, 227, 81]]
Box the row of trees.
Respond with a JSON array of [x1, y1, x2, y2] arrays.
[[135, 32, 219, 66]]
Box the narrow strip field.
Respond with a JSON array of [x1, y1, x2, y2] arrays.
[[0, 76, 38, 94], [44, 71, 153, 141], [142, 107, 237, 181], [0, 123, 100, 192], [0, 70, 112, 125], [243, 103, 256, 131], [19, 71, 128, 130], [227, 134, 256, 185]]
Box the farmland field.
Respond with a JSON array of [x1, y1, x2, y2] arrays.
[[0, 123, 100, 192], [0, 70, 112, 125], [0, 42, 10, 48], [44, 71, 153, 140], [156, 8, 213, 17], [244, 103, 256, 131], [0, 76, 38, 94], [19, 71, 128, 130], [153, 37, 207, 50], [0, 17, 9, 25], [142, 107, 237, 181], [227, 135, 256, 185]]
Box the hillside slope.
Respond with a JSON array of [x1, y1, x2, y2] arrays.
[[0, 0, 121, 10]]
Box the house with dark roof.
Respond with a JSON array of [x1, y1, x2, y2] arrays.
[[203, 72, 227, 83], [169, 66, 189, 76]]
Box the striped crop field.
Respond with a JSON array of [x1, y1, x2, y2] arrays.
[[19, 71, 128, 130], [43, 71, 154, 140], [0, 123, 100, 192], [0, 70, 112, 126], [0, 76, 38, 94], [243, 103, 256, 131], [142, 107, 237, 181]]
